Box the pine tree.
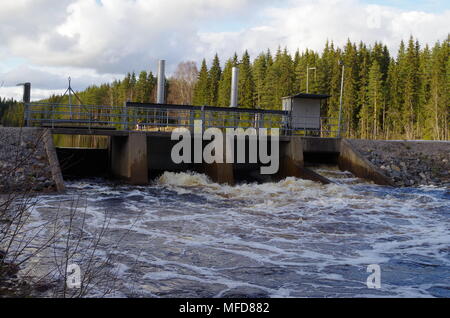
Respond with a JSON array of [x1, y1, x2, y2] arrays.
[[208, 54, 221, 106], [120, 73, 131, 104], [418, 45, 432, 139], [426, 37, 449, 140], [146, 71, 156, 103], [365, 60, 384, 138], [401, 36, 420, 139], [192, 59, 210, 106], [252, 53, 268, 108], [238, 50, 255, 108], [278, 48, 295, 98], [342, 40, 359, 137], [262, 50, 280, 110], [136, 71, 148, 103], [355, 42, 371, 138]]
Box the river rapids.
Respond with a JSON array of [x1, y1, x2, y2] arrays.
[[21, 168, 449, 297]]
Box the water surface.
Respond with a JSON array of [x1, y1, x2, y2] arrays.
[[26, 170, 449, 297]]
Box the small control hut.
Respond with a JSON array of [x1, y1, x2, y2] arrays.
[[282, 93, 330, 134]]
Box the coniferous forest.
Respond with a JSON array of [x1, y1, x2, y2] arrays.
[[1, 36, 448, 140]]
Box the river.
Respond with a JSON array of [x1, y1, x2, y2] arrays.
[[24, 168, 449, 297]]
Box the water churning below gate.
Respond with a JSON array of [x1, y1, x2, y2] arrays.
[[28, 170, 449, 297]]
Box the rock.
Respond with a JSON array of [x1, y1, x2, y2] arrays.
[[391, 165, 401, 172]]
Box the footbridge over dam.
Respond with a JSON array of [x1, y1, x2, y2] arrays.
[[24, 101, 392, 187]]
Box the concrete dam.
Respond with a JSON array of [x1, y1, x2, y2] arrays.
[[53, 129, 392, 189]]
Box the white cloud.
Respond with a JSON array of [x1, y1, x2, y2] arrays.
[[0, 86, 66, 102], [0, 0, 448, 100], [201, 0, 450, 58], [2, 0, 260, 73]]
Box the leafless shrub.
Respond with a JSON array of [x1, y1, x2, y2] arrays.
[[167, 61, 198, 105], [1, 128, 134, 298]]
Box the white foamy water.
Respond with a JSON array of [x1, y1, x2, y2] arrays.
[[23, 171, 450, 297]]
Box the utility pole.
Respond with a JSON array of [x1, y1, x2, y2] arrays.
[[338, 61, 345, 138], [16, 82, 31, 104], [17, 82, 31, 127], [306, 66, 316, 93]]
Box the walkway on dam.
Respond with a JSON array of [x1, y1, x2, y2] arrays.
[[24, 101, 340, 138]]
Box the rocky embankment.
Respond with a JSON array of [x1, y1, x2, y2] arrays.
[[0, 127, 57, 193], [348, 139, 450, 187]]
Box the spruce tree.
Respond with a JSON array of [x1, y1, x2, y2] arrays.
[[401, 36, 420, 139], [192, 59, 210, 106], [208, 54, 221, 106], [238, 50, 255, 108], [252, 53, 268, 108], [342, 40, 359, 137], [366, 60, 384, 138]]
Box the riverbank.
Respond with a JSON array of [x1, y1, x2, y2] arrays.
[[0, 127, 63, 193], [347, 140, 450, 187]]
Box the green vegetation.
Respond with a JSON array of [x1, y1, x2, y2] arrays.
[[0, 98, 23, 127], [1, 36, 448, 140]]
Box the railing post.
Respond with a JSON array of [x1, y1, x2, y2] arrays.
[[189, 110, 194, 133], [201, 105, 205, 134], [123, 101, 128, 130], [166, 107, 169, 131], [259, 113, 263, 131], [52, 104, 54, 128], [88, 105, 91, 131]]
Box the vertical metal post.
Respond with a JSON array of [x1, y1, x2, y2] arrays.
[[230, 66, 239, 108], [123, 101, 129, 130], [338, 62, 345, 138], [157, 60, 166, 104], [68, 77, 73, 120]]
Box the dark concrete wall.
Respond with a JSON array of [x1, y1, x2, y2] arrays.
[[56, 148, 109, 178], [302, 137, 341, 153]]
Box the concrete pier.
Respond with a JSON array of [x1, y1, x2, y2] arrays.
[[278, 136, 304, 178], [110, 132, 148, 185], [202, 138, 234, 185]]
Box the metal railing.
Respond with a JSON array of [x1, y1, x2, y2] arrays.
[[24, 102, 341, 137]]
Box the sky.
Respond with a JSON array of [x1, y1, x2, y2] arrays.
[[0, 0, 448, 101]]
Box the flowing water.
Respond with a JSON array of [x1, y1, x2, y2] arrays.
[[25, 169, 449, 297]]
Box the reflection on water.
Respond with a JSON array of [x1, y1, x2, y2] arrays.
[[27, 171, 450, 297]]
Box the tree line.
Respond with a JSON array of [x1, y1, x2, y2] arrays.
[[1, 35, 448, 140]]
